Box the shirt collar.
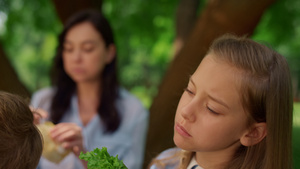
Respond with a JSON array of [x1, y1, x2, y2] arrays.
[[187, 156, 203, 169]]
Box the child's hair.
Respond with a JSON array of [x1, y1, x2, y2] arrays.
[[0, 91, 43, 169], [207, 34, 293, 169], [149, 34, 293, 169]]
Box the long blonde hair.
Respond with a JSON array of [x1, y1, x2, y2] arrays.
[[208, 34, 293, 169], [149, 34, 293, 169]]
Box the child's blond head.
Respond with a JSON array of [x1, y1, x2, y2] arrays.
[[207, 34, 293, 169]]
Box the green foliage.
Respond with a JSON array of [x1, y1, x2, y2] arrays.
[[102, 0, 177, 107], [294, 103, 300, 127], [1, 0, 300, 107], [293, 103, 300, 168], [0, 0, 61, 92], [0, 0, 178, 108], [252, 0, 300, 96], [79, 147, 127, 169]]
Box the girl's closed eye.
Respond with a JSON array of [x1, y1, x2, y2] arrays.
[[206, 105, 220, 115], [184, 88, 195, 95]]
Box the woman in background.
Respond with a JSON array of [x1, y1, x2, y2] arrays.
[[31, 9, 148, 169]]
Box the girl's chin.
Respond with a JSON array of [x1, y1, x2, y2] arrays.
[[173, 135, 190, 150]]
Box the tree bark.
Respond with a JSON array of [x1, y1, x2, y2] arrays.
[[173, 0, 200, 56], [0, 44, 30, 98], [144, 0, 275, 167], [52, 0, 102, 24]]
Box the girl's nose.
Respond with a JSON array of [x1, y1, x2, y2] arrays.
[[181, 100, 197, 122]]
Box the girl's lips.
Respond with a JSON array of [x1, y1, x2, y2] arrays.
[[175, 123, 191, 137]]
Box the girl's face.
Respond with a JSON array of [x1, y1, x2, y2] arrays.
[[174, 54, 249, 155], [62, 21, 114, 83]]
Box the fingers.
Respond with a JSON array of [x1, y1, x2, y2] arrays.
[[50, 123, 84, 154], [50, 123, 82, 141], [72, 145, 85, 156], [30, 106, 49, 124], [33, 113, 41, 124], [62, 140, 84, 156]]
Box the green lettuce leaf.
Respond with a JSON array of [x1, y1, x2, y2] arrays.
[[79, 147, 128, 169]]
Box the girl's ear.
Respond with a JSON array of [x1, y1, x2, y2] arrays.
[[105, 44, 116, 64], [240, 122, 267, 146]]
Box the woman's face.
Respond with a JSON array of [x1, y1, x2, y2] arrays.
[[62, 21, 114, 83], [174, 54, 249, 155]]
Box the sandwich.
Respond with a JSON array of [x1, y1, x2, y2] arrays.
[[37, 121, 71, 163]]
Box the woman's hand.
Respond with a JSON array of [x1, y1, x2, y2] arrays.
[[30, 106, 48, 125], [50, 123, 86, 157]]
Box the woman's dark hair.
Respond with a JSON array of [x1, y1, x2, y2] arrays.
[[50, 9, 120, 133]]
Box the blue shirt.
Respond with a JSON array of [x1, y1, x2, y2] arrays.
[[31, 87, 149, 169], [149, 148, 181, 169]]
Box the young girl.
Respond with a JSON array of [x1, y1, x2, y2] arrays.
[[31, 10, 148, 169], [149, 34, 293, 169]]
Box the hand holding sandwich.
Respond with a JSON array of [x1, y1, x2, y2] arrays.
[[50, 122, 86, 156], [33, 108, 86, 165]]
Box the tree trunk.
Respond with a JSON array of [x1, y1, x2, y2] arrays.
[[0, 44, 30, 98], [144, 0, 275, 167], [173, 0, 200, 56], [52, 0, 102, 24]]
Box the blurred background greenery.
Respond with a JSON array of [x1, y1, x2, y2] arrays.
[[0, 0, 299, 107], [0, 0, 299, 167], [0, 0, 178, 107], [294, 103, 300, 168]]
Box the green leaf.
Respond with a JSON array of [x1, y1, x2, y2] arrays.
[[79, 147, 128, 169]]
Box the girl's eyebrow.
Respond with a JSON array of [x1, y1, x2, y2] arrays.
[[189, 75, 195, 87], [190, 76, 229, 109], [208, 94, 229, 109]]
